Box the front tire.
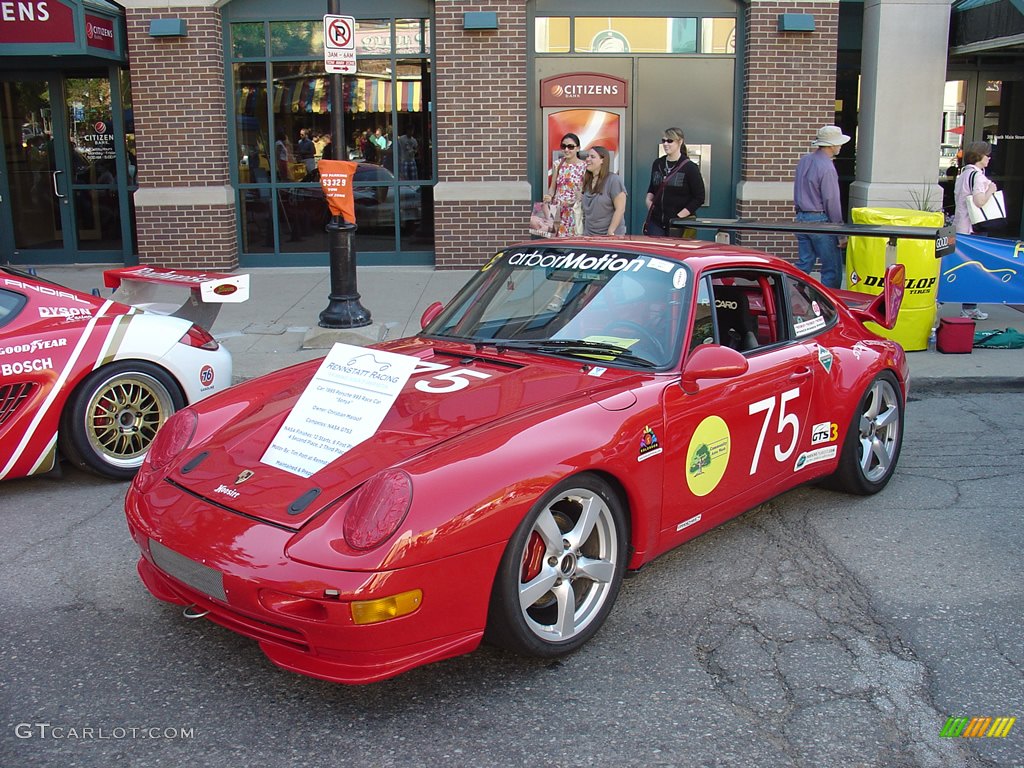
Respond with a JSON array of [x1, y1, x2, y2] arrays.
[[60, 361, 185, 480], [486, 473, 628, 657], [827, 371, 903, 495]]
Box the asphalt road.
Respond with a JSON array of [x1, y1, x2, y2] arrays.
[[1, 389, 1021, 768]]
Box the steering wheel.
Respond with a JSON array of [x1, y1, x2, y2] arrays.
[[602, 320, 667, 363]]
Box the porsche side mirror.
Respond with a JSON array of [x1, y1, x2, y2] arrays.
[[680, 343, 749, 394], [420, 301, 444, 330]]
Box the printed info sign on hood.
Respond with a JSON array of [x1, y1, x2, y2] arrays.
[[261, 343, 417, 477]]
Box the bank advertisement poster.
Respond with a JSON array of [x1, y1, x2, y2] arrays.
[[546, 109, 620, 173]]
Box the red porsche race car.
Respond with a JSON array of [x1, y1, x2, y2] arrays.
[[1, 266, 234, 481], [125, 237, 908, 684]]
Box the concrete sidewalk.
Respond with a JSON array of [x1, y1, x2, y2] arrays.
[[33, 264, 1024, 389]]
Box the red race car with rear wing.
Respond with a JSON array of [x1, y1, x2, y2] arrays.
[[1, 266, 233, 480], [125, 237, 908, 684]]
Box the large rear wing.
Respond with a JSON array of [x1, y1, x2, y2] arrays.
[[103, 266, 250, 330], [674, 217, 956, 259]]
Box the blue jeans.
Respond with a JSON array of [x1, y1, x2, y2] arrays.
[[794, 212, 842, 289]]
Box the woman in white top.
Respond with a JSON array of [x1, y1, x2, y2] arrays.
[[953, 140, 1000, 320]]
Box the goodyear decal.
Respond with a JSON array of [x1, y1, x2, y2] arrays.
[[0, 338, 68, 356], [686, 415, 730, 496]]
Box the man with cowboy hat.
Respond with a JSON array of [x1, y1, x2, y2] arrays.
[[793, 125, 851, 289]]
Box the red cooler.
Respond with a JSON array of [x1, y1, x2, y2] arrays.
[[936, 317, 975, 354]]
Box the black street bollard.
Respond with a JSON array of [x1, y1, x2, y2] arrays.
[[319, 218, 371, 328]]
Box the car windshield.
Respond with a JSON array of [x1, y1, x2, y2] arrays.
[[423, 245, 691, 369]]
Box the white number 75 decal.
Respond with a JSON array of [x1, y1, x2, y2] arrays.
[[413, 359, 492, 393], [748, 387, 801, 475]]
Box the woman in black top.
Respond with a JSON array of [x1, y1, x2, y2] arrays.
[[643, 126, 705, 236]]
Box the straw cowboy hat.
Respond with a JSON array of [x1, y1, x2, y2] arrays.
[[812, 125, 851, 147]]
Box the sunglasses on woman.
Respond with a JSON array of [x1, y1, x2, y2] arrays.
[[561, 143, 577, 150]]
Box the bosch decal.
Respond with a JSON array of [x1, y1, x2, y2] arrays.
[[2, 357, 53, 376]]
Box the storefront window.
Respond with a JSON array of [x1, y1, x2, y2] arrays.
[[396, 19, 430, 54], [270, 21, 322, 58], [701, 18, 736, 54], [535, 16, 733, 54], [229, 15, 434, 263], [232, 23, 265, 58], [534, 17, 570, 53]]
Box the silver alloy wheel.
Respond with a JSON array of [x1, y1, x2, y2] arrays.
[[518, 488, 619, 643], [856, 376, 901, 482], [83, 371, 177, 470]]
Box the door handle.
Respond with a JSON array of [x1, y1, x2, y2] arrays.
[[52, 170, 65, 199], [791, 366, 812, 379]]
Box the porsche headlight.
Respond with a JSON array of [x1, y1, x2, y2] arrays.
[[132, 407, 197, 493], [343, 469, 413, 551], [147, 407, 197, 471]]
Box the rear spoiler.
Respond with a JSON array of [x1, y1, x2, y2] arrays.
[[675, 218, 957, 258], [835, 263, 906, 330], [103, 266, 249, 330]]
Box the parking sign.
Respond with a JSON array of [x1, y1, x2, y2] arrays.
[[324, 15, 356, 74]]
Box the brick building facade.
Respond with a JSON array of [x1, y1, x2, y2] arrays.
[[4, 0, 966, 270]]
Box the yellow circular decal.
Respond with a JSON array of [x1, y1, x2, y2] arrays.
[[686, 415, 731, 497]]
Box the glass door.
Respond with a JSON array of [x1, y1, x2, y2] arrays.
[[64, 75, 125, 253], [1, 73, 126, 263], [0, 75, 75, 259]]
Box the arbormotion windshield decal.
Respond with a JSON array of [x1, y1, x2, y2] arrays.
[[505, 250, 645, 273]]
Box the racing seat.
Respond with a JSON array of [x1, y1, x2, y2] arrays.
[[714, 286, 759, 352]]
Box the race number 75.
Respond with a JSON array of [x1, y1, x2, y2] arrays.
[[412, 359, 492, 393], [748, 387, 801, 475]]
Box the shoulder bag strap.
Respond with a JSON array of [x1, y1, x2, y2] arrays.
[[646, 159, 689, 229]]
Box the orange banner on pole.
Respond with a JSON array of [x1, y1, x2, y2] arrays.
[[318, 160, 358, 224]]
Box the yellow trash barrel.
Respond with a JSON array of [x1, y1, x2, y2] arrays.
[[846, 207, 942, 351]]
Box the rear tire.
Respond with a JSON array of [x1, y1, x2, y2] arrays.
[[485, 473, 627, 657], [826, 371, 903, 495], [60, 361, 184, 480]]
